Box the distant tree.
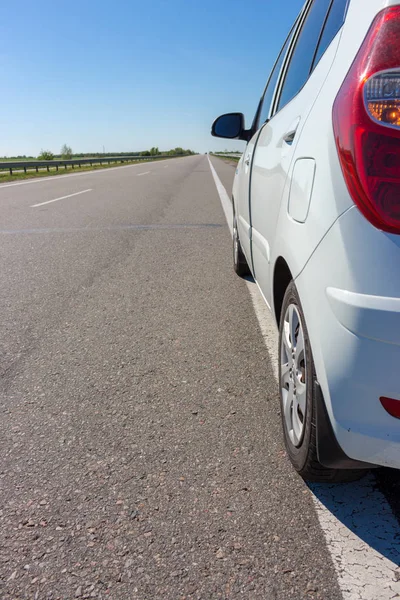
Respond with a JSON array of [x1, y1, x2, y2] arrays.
[[141, 147, 195, 157], [38, 149, 54, 160], [60, 144, 73, 159]]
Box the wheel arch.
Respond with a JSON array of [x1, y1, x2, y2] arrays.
[[273, 256, 293, 326]]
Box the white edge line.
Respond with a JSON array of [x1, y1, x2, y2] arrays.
[[207, 157, 233, 235], [31, 188, 92, 208], [136, 171, 151, 177], [207, 154, 400, 600]]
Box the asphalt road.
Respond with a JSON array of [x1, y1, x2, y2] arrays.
[[0, 155, 399, 600]]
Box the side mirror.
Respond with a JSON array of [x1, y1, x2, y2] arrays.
[[211, 113, 246, 140]]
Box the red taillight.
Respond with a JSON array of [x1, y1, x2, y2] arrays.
[[380, 396, 400, 419], [333, 7, 400, 234]]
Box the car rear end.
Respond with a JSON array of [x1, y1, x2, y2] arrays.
[[294, 0, 400, 468]]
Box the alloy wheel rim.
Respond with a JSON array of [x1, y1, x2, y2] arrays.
[[280, 304, 307, 447]]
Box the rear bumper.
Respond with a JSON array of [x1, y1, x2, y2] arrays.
[[295, 207, 400, 469], [327, 287, 400, 346], [325, 287, 400, 467]]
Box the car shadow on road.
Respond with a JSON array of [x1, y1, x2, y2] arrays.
[[309, 471, 400, 565]]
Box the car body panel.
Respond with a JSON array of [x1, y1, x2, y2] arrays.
[[233, 137, 258, 266], [251, 32, 341, 308]]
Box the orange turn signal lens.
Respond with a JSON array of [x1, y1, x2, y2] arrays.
[[364, 72, 400, 128]]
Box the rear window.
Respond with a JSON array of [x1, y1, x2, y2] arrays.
[[312, 0, 348, 70], [277, 0, 332, 112]]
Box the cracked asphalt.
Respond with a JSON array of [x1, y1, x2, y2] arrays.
[[0, 155, 399, 600]]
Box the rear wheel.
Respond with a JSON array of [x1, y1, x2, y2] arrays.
[[279, 281, 364, 483], [233, 214, 250, 277]]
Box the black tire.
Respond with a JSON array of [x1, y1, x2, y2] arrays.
[[233, 214, 250, 277], [278, 281, 364, 483]]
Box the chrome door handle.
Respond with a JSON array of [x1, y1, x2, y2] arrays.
[[283, 119, 300, 145], [283, 130, 297, 145]]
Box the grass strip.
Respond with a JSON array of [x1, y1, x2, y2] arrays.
[[211, 154, 240, 163]]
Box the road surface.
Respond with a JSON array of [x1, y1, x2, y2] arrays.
[[1, 155, 399, 599]]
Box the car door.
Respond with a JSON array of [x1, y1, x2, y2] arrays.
[[234, 21, 299, 267], [250, 0, 349, 308], [234, 136, 258, 268]]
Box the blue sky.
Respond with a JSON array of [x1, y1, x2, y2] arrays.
[[1, 0, 303, 156]]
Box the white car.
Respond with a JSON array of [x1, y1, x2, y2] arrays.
[[212, 0, 400, 482]]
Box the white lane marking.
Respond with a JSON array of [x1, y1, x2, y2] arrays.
[[0, 157, 187, 190], [207, 155, 400, 600], [136, 171, 151, 177], [31, 188, 92, 208], [207, 157, 233, 235]]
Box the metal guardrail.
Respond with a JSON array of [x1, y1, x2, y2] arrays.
[[0, 155, 179, 175]]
